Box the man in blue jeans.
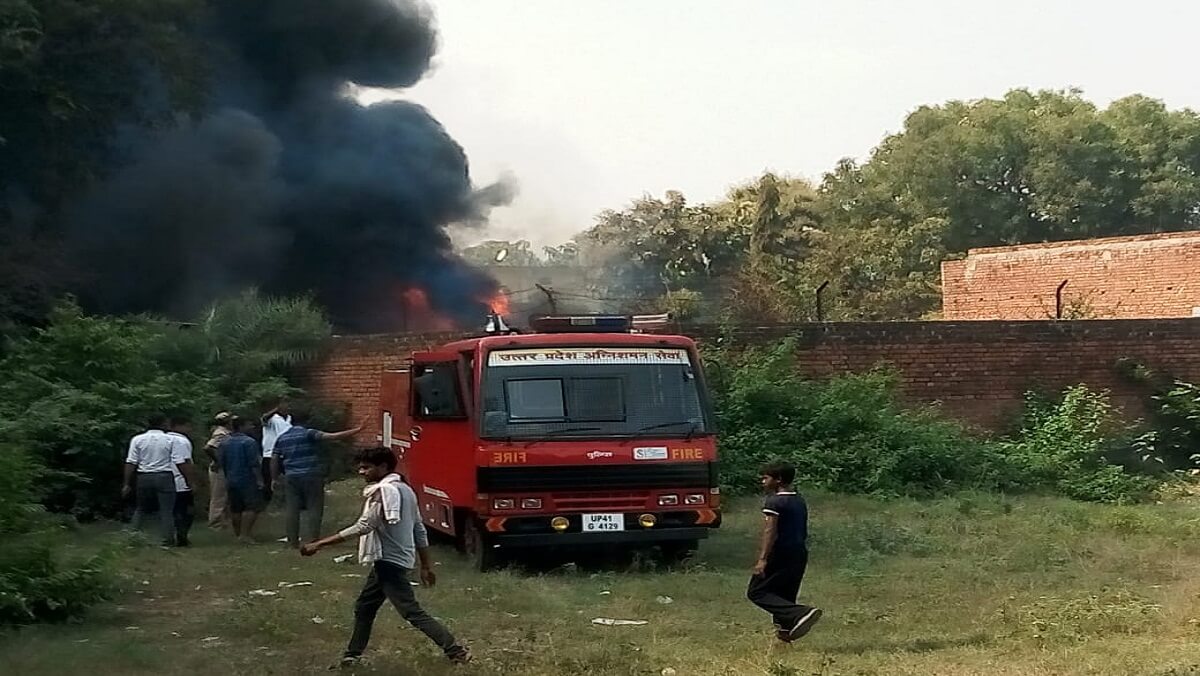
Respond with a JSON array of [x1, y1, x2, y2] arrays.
[[271, 412, 364, 548]]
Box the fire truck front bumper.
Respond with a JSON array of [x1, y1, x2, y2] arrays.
[[493, 527, 712, 548], [483, 509, 720, 548]]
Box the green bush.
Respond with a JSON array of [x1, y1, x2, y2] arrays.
[[710, 339, 993, 496], [997, 386, 1160, 504], [0, 445, 114, 626], [0, 541, 113, 626], [707, 340, 1164, 503], [0, 293, 334, 519]]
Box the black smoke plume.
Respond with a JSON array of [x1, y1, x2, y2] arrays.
[[67, 0, 510, 332]]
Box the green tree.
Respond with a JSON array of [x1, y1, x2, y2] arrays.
[[581, 191, 743, 300], [460, 240, 543, 267], [821, 89, 1200, 253]]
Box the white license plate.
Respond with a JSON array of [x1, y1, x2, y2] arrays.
[[582, 513, 625, 533]]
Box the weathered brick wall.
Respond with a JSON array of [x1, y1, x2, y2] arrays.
[[297, 332, 459, 445], [942, 231, 1200, 320], [299, 320, 1200, 435]]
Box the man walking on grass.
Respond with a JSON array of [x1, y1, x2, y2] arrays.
[[301, 447, 471, 667], [167, 416, 197, 547], [220, 417, 264, 543], [204, 412, 234, 529], [271, 412, 365, 548], [123, 414, 188, 547], [747, 460, 822, 643]]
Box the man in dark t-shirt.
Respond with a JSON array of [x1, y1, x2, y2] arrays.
[[747, 460, 822, 642]]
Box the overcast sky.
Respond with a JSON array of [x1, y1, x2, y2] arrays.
[[363, 0, 1200, 247]]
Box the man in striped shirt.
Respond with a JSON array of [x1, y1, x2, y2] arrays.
[[271, 412, 364, 548]]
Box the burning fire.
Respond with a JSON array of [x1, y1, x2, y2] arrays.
[[394, 286, 510, 334], [487, 290, 511, 316], [398, 287, 455, 333]]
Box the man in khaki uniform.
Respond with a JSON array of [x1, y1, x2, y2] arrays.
[[205, 412, 234, 529]]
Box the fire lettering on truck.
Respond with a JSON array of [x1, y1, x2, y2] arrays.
[[488, 347, 688, 367], [671, 448, 705, 460], [493, 451, 528, 465]]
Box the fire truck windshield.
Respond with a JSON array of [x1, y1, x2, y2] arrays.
[[479, 346, 713, 440]]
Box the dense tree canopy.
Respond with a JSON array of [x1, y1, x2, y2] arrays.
[[569, 90, 1200, 321]]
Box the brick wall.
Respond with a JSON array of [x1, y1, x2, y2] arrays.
[[942, 231, 1200, 320], [297, 332, 459, 445], [299, 320, 1200, 435]]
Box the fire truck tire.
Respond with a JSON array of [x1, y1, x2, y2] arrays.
[[460, 518, 500, 572]]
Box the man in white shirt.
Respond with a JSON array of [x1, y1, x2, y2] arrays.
[[167, 415, 197, 547], [123, 414, 190, 546], [260, 400, 293, 504]]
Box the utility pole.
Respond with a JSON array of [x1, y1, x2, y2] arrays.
[[536, 284, 558, 314]]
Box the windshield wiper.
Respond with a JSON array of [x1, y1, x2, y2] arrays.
[[630, 420, 699, 440], [521, 426, 604, 447]]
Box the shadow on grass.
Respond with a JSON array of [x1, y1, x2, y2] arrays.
[[824, 633, 993, 655]]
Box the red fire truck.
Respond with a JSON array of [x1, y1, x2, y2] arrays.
[[378, 314, 721, 570]]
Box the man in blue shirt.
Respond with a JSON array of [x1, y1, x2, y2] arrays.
[[747, 460, 822, 643], [271, 412, 364, 548], [219, 417, 264, 543]]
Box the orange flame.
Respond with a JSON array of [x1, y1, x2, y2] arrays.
[[398, 287, 455, 332], [487, 290, 511, 316]]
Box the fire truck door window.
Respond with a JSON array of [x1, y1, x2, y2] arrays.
[[413, 364, 464, 419], [505, 379, 565, 421]]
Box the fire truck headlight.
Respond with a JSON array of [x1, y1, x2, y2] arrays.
[[639, 513, 657, 528], [521, 498, 542, 509], [685, 494, 705, 505], [658, 494, 679, 506], [493, 498, 515, 510], [550, 516, 570, 532]]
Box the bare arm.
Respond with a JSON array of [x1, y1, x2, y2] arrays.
[[314, 420, 366, 442], [177, 461, 195, 491], [122, 437, 139, 497], [122, 463, 136, 498], [753, 515, 779, 575], [301, 499, 378, 556]]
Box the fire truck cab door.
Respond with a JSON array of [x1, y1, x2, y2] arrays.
[[407, 351, 471, 537]]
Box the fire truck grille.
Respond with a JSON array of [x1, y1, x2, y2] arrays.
[[477, 462, 716, 493]]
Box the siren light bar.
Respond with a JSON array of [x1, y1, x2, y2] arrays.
[[528, 313, 673, 334]]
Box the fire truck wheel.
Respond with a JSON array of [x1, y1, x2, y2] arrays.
[[461, 518, 500, 572]]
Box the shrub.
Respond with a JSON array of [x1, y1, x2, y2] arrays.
[[0, 294, 334, 519], [997, 386, 1160, 504], [0, 541, 113, 626], [710, 339, 993, 496], [707, 339, 1164, 503], [0, 445, 114, 626]]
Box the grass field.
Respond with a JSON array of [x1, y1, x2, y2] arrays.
[[5, 482, 1200, 675]]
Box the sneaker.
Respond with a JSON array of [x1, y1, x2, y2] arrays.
[[785, 608, 822, 641], [448, 647, 472, 665], [331, 655, 362, 670]]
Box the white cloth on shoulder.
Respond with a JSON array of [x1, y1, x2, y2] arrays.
[[355, 473, 404, 565]]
